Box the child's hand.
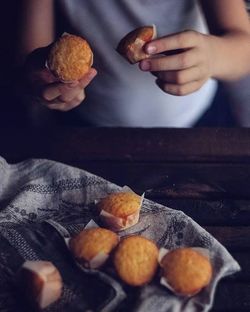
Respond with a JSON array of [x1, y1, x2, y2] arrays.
[[23, 47, 97, 111], [139, 30, 213, 96]]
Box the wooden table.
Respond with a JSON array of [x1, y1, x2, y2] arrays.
[[1, 127, 250, 311]]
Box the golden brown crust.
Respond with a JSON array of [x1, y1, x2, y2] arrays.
[[161, 248, 213, 295], [113, 235, 159, 286], [117, 26, 155, 64], [97, 192, 141, 218], [47, 34, 93, 81], [69, 227, 119, 264]]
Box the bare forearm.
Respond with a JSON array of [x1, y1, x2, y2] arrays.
[[18, 0, 55, 63], [209, 30, 250, 81], [199, 0, 250, 81]]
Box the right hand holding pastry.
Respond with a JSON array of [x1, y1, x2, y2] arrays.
[[23, 47, 97, 111]]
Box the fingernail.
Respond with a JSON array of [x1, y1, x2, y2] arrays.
[[140, 61, 151, 71], [146, 45, 156, 54]]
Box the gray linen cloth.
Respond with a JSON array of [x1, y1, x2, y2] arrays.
[[0, 156, 240, 312]]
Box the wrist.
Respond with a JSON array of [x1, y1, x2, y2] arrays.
[[208, 32, 250, 81]]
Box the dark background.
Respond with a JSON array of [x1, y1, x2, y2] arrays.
[[0, 1, 25, 126]]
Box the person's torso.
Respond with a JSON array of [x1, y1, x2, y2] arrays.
[[57, 0, 217, 127]]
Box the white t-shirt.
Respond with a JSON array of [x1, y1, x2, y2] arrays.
[[58, 0, 217, 127]]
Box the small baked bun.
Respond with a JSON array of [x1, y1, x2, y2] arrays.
[[69, 227, 119, 269], [160, 248, 213, 296], [97, 191, 143, 231], [47, 33, 93, 82], [113, 235, 159, 286], [18, 260, 63, 310], [117, 25, 157, 64]]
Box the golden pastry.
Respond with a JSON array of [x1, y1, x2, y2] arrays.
[[113, 235, 159, 286], [160, 248, 213, 296], [117, 25, 157, 64], [97, 191, 142, 231], [47, 33, 93, 82], [69, 227, 119, 269]]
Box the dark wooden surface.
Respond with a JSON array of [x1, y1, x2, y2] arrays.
[[1, 127, 250, 311]]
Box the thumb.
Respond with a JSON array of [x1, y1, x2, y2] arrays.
[[78, 68, 97, 89]]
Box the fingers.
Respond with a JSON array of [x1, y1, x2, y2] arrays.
[[154, 66, 205, 85], [42, 81, 80, 102], [140, 48, 200, 72], [139, 30, 210, 96], [42, 68, 97, 101], [144, 30, 202, 55], [26, 67, 57, 94], [156, 78, 206, 96], [40, 68, 97, 111], [47, 90, 86, 111], [24, 45, 97, 111]]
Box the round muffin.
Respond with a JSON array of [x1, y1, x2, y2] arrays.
[[97, 192, 142, 231], [113, 235, 159, 286], [69, 227, 119, 269], [47, 33, 93, 82], [160, 248, 213, 296], [117, 25, 157, 64]]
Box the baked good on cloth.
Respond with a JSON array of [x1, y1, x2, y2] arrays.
[[69, 227, 119, 269], [113, 235, 159, 286], [97, 191, 143, 231], [18, 260, 63, 310], [47, 33, 93, 82], [160, 247, 213, 296], [116, 25, 157, 64]]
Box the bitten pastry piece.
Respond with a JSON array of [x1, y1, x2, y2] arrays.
[[116, 25, 157, 64], [113, 235, 159, 286], [97, 191, 142, 231], [47, 33, 93, 82], [69, 227, 119, 269], [18, 260, 63, 310], [160, 248, 213, 296]]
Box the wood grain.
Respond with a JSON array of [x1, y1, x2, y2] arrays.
[[1, 127, 250, 311], [2, 127, 250, 162]]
